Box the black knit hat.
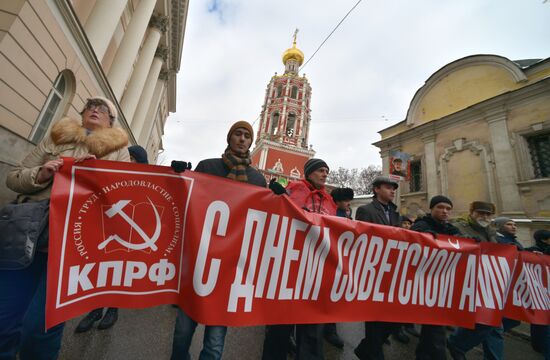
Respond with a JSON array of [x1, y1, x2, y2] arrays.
[[128, 145, 149, 164], [534, 229, 550, 242], [429, 195, 453, 209], [304, 158, 329, 178], [400, 215, 413, 224], [331, 188, 354, 202]]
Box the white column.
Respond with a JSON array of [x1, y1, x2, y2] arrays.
[[131, 55, 164, 138], [381, 149, 390, 175], [120, 19, 165, 123], [137, 74, 167, 145], [487, 112, 525, 215], [107, 0, 157, 99], [84, 0, 128, 61], [422, 135, 438, 200]]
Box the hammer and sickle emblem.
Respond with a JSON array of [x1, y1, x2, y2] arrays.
[[98, 197, 161, 251]]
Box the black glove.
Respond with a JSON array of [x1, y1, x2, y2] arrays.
[[470, 236, 482, 243], [171, 160, 192, 173], [269, 178, 287, 195]]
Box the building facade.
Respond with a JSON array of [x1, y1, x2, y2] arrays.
[[251, 35, 315, 185], [374, 55, 550, 244], [0, 0, 189, 204]]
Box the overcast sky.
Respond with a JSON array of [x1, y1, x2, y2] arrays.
[[160, 0, 549, 170]]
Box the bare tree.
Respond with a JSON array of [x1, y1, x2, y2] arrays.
[[327, 165, 381, 195]]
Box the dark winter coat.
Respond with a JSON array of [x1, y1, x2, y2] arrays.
[[411, 215, 462, 236], [194, 158, 267, 188], [336, 208, 351, 219], [355, 198, 400, 227], [496, 232, 524, 250]]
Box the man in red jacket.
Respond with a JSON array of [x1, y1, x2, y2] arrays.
[[285, 158, 337, 215], [263, 158, 336, 360]]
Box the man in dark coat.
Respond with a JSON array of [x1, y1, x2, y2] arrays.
[[355, 176, 400, 227], [331, 187, 354, 219], [412, 195, 461, 360], [493, 217, 523, 250], [170, 120, 266, 360], [354, 176, 401, 360]]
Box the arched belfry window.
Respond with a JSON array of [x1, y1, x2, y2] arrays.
[[30, 70, 74, 143], [277, 85, 283, 98], [286, 113, 296, 137], [291, 86, 298, 99], [271, 112, 280, 135]]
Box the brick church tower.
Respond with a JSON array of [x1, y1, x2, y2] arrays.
[[251, 32, 315, 185]]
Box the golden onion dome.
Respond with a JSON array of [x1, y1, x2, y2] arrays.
[[282, 40, 304, 66]]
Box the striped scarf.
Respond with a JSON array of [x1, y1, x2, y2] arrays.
[[222, 147, 251, 182]]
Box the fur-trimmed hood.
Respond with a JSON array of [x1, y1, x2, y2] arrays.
[[50, 117, 128, 158]]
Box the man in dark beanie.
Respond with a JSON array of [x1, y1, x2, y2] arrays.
[[262, 158, 336, 360], [531, 229, 550, 254], [411, 195, 461, 360], [128, 145, 149, 164], [171, 120, 265, 360], [354, 176, 402, 359], [283, 158, 336, 215]]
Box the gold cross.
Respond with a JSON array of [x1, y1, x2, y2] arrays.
[[293, 28, 299, 45]]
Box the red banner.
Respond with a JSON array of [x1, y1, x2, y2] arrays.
[[504, 251, 550, 325], [46, 159, 550, 329], [473, 243, 518, 326]]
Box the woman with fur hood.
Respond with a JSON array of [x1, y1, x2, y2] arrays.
[[0, 97, 129, 360]]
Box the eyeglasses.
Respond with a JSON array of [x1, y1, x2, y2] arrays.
[[85, 101, 112, 117]]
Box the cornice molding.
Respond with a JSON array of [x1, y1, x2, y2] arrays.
[[406, 55, 528, 126], [374, 78, 550, 149]]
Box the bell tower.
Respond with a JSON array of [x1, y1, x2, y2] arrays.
[[251, 30, 315, 185]]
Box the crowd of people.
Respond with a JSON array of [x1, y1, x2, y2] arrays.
[[0, 96, 548, 360]]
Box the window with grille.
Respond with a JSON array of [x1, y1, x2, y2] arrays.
[[291, 86, 298, 99], [409, 160, 422, 192], [30, 72, 68, 143], [527, 132, 550, 178]]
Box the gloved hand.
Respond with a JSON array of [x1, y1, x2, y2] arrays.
[[171, 160, 192, 173], [470, 236, 482, 243], [269, 178, 287, 195]]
